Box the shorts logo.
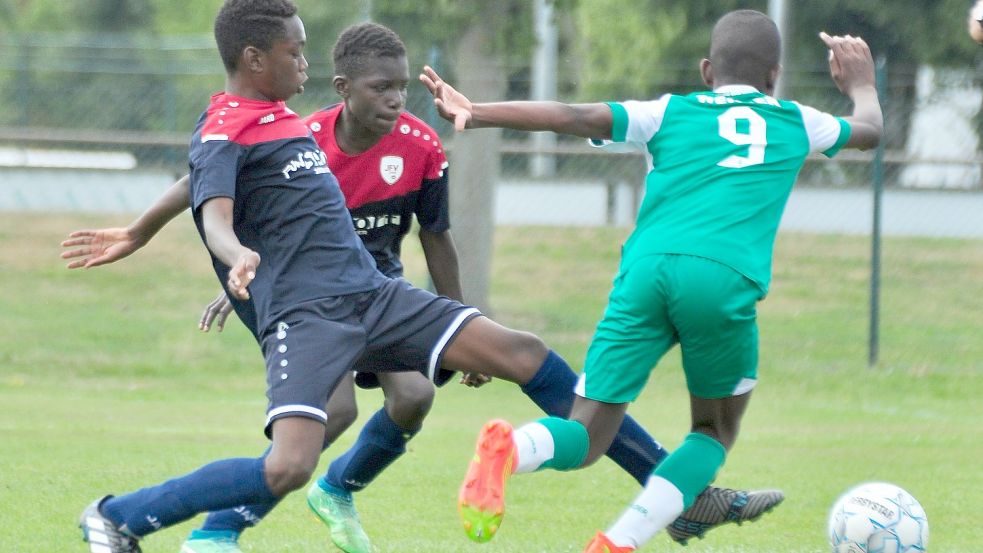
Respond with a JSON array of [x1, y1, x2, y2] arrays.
[[380, 155, 404, 185]]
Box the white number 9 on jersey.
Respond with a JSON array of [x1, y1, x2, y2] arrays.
[[717, 106, 767, 168]]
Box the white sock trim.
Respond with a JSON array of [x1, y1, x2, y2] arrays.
[[513, 422, 555, 473], [606, 475, 685, 548]]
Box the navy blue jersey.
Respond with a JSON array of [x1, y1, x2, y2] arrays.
[[305, 104, 450, 278], [189, 92, 386, 336]]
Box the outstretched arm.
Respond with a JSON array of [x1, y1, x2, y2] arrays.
[[61, 174, 191, 268], [820, 32, 883, 151], [420, 66, 613, 138], [418, 227, 489, 388]]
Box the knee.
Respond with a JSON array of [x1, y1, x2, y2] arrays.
[[384, 379, 435, 430], [690, 422, 740, 451], [323, 403, 358, 448], [264, 452, 319, 496], [500, 331, 549, 378]]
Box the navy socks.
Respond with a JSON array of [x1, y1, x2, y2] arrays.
[[101, 456, 276, 537], [325, 408, 415, 492], [195, 408, 414, 537], [199, 447, 279, 534]]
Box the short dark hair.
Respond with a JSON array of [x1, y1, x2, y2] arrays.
[[709, 10, 781, 86], [213, 0, 298, 73], [332, 22, 406, 77]]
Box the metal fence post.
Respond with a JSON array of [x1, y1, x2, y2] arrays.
[[16, 35, 30, 125], [869, 55, 887, 367]]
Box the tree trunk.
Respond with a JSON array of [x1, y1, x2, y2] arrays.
[[449, 11, 506, 313]]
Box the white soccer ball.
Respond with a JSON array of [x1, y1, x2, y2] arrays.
[[827, 482, 929, 553]]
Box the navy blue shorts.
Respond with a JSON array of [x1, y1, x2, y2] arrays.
[[261, 278, 480, 435], [352, 347, 457, 390]]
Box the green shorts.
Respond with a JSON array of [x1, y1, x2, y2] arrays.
[[576, 254, 762, 402]]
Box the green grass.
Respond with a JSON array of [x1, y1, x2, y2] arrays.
[[1, 213, 980, 552]]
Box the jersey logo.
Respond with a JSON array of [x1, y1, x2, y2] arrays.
[[380, 155, 404, 185]]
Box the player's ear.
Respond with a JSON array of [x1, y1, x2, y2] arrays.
[[766, 65, 781, 95], [700, 59, 713, 88], [243, 46, 264, 74], [333, 75, 350, 99]]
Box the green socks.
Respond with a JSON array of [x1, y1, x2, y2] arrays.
[[652, 432, 726, 508]]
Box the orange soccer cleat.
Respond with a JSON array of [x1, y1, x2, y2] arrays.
[[458, 419, 516, 543], [583, 531, 636, 553]]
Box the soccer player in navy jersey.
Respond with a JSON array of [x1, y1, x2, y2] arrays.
[[67, 5, 779, 553]]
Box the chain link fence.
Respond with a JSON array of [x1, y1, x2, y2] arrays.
[[0, 33, 981, 238]]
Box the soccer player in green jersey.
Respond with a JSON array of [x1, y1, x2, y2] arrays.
[[422, 9, 882, 552]]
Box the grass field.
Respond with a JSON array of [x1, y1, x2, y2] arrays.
[[1, 212, 981, 552]]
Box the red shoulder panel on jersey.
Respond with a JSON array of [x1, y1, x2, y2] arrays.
[[201, 92, 311, 146]]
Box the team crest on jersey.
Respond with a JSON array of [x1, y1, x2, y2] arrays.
[[380, 155, 404, 185]]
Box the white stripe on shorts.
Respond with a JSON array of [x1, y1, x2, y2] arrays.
[[732, 377, 757, 396], [428, 308, 481, 381], [574, 372, 587, 398], [265, 404, 328, 428]]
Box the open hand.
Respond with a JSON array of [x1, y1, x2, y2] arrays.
[[820, 32, 875, 96], [200, 290, 234, 332], [61, 227, 144, 269], [419, 65, 474, 131]]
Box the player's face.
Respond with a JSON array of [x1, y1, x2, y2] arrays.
[[343, 55, 409, 137], [259, 15, 309, 101]]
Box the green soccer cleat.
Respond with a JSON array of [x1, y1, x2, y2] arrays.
[[179, 531, 243, 553], [307, 481, 373, 553], [666, 487, 785, 545]]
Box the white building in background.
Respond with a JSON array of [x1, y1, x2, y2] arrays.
[[900, 66, 982, 189]]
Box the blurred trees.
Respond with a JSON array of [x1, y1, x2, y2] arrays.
[[571, 0, 981, 100], [4, 0, 979, 80], [2, 0, 981, 308]]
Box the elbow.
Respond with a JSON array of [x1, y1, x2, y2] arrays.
[[854, 120, 884, 151], [870, 115, 885, 147], [863, 129, 883, 151]]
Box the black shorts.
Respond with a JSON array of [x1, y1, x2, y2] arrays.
[[261, 278, 480, 435], [352, 347, 457, 390]]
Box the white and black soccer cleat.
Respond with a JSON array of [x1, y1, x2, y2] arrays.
[[79, 496, 142, 553]]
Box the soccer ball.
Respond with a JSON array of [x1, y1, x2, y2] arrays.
[[827, 482, 928, 553]]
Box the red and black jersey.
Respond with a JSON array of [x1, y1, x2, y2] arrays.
[[189, 93, 385, 336], [304, 104, 450, 278]]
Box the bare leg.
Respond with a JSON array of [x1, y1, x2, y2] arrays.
[[377, 371, 435, 431], [569, 396, 630, 466], [689, 390, 752, 450], [265, 417, 328, 496], [322, 372, 358, 447], [440, 316, 548, 385]]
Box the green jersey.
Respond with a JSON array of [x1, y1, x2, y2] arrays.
[[600, 85, 851, 292]]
